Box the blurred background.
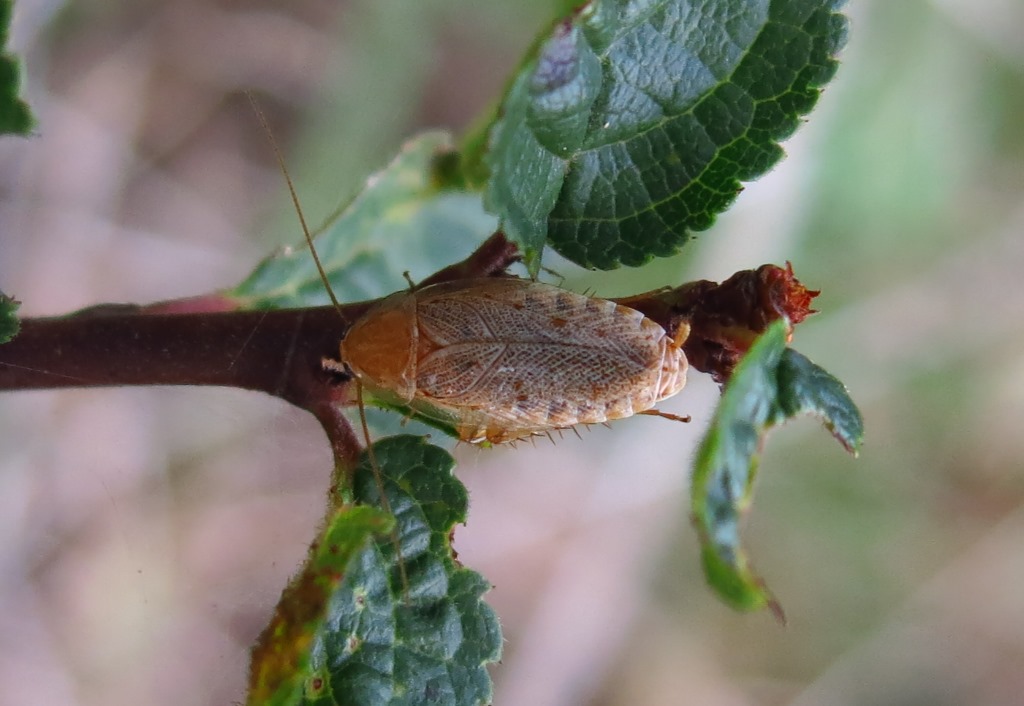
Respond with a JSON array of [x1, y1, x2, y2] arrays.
[[2, 0, 1024, 704]]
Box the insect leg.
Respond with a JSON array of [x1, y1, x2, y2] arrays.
[[637, 409, 692, 424]]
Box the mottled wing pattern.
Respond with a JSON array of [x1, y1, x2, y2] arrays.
[[411, 279, 679, 441], [409, 295, 493, 345]]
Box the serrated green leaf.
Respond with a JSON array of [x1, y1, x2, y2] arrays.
[[294, 436, 500, 706], [230, 132, 498, 310], [483, 0, 848, 273], [691, 319, 862, 612], [0, 290, 20, 343], [1, 1, 34, 135], [249, 506, 395, 706], [776, 348, 863, 454]]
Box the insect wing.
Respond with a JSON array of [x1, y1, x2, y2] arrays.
[[411, 279, 675, 441]]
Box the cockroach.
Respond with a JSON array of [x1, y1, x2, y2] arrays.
[[338, 277, 690, 444]]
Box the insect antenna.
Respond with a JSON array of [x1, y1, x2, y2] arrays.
[[247, 93, 342, 314], [247, 92, 409, 597]]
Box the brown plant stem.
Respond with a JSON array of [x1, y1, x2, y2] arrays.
[[0, 306, 346, 399]]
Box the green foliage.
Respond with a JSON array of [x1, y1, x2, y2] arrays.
[[0, 0, 854, 700], [229, 9, 858, 683], [691, 321, 863, 612], [0, 0, 34, 135], [252, 436, 501, 706], [230, 133, 496, 309], [249, 505, 394, 705], [0, 291, 19, 344], [480, 0, 848, 273], [233, 1, 850, 284], [776, 348, 864, 454]]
